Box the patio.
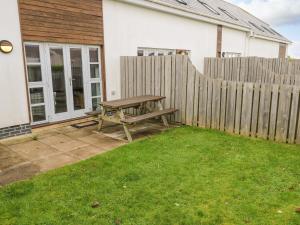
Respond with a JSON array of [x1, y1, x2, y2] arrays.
[[0, 119, 173, 186]]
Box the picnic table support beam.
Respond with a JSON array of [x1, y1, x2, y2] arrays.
[[119, 109, 133, 142], [158, 101, 169, 127], [98, 107, 106, 131]]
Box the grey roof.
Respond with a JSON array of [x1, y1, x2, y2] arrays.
[[147, 0, 290, 42]]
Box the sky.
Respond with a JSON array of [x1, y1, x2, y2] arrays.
[[225, 0, 300, 58]]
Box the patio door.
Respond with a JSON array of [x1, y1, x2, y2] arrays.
[[25, 43, 102, 125]]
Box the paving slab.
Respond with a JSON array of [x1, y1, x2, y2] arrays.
[[8, 141, 59, 161], [0, 162, 40, 186], [67, 145, 107, 160], [38, 134, 73, 146], [51, 140, 89, 152], [33, 153, 79, 172]]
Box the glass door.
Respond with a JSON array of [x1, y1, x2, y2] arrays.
[[25, 43, 102, 124], [47, 46, 71, 121], [69, 47, 86, 115]]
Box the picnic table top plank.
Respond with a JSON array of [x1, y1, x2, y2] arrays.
[[101, 95, 165, 109]]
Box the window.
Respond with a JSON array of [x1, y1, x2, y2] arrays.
[[88, 47, 102, 111], [176, 0, 187, 5], [248, 21, 265, 32], [25, 44, 47, 123], [219, 8, 238, 21], [222, 52, 241, 58], [198, 1, 220, 15]]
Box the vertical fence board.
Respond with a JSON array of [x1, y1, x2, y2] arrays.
[[211, 79, 221, 129], [220, 81, 227, 131], [193, 72, 200, 126], [276, 85, 292, 142], [288, 86, 300, 143], [234, 82, 243, 134], [180, 56, 188, 124], [186, 62, 196, 125], [198, 76, 208, 127], [225, 82, 236, 133], [240, 83, 253, 136], [250, 83, 260, 137]]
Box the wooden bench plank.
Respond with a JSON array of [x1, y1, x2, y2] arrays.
[[121, 108, 177, 124]]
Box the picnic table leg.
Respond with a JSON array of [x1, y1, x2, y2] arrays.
[[157, 101, 169, 127], [98, 107, 106, 131], [119, 109, 133, 142]]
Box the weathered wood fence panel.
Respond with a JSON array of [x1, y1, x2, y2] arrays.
[[121, 56, 300, 144], [204, 57, 300, 85]]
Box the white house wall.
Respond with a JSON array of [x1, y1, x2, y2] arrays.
[[103, 0, 217, 100], [0, 0, 29, 129], [248, 37, 279, 58], [222, 27, 247, 56]]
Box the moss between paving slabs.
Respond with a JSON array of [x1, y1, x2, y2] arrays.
[[0, 127, 300, 225]]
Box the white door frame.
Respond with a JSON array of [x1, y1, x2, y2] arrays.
[[24, 42, 102, 125]]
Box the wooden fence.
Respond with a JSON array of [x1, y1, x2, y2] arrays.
[[121, 55, 300, 144], [204, 57, 300, 85]]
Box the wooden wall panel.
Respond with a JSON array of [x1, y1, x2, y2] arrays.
[[19, 0, 104, 45], [216, 25, 223, 58]]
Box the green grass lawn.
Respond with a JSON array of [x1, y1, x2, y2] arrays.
[[1, 127, 300, 225]]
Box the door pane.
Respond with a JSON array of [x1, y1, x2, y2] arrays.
[[50, 48, 67, 114], [91, 83, 101, 97], [30, 88, 44, 104], [70, 48, 85, 110], [90, 64, 100, 78], [27, 65, 42, 82], [32, 105, 46, 122], [25, 45, 40, 63], [89, 48, 99, 62], [92, 98, 101, 111]]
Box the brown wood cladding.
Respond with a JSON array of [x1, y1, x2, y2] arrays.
[[278, 43, 287, 59], [18, 0, 103, 45], [216, 25, 223, 58]]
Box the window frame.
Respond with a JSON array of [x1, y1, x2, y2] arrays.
[[24, 43, 49, 125]]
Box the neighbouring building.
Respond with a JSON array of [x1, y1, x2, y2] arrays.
[[0, 0, 291, 139]]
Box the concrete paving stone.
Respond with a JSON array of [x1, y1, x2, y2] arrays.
[[38, 134, 73, 146], [0, 162, 40, 186], [0, 155, 25, 171], [65, 129, 95, 139], [78, 134, 124, 147], [33, 153, 79, 172], [8, 141, 59, 161], [67, 145, 106, 160], [56, 126, 79, 134], [33, 129, 61, 139], [51, 140, 89, 152]]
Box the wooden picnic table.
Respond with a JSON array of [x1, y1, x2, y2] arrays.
[[96, 95, 177, 142]]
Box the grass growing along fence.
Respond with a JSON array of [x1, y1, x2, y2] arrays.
[[121, 55, 300, 144]]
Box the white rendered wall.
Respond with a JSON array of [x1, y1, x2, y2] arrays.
[[222, 27, 247, 56], [103, 0, 217, 100], [0, 0, 29, 128], [248, 37, 280, 58]]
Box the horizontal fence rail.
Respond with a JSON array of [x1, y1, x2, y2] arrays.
[[204, 57, 300, 85], [121, 56, 300, 144]]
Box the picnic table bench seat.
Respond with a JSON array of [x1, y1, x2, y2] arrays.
[[121, 108, 177, 124]]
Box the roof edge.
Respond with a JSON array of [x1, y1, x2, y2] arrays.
[[115, 0, 251, 32]]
